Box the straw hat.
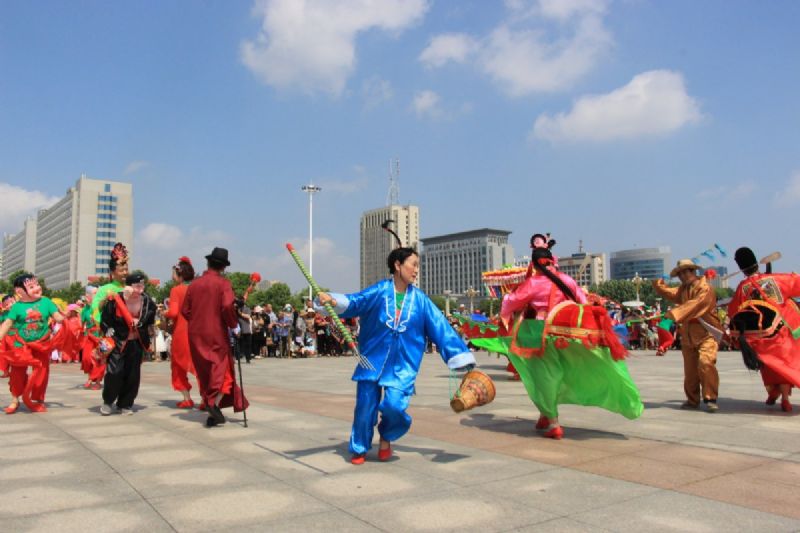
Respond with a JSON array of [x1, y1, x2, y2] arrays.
[[670, 259, 701, 278]]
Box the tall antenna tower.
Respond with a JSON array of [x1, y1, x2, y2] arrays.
[[386, 158, 400, 206]]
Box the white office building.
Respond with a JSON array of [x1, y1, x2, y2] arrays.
[[360, 205, 420, 289], [2, 217, 37, 277], [558, 252, 609, 288], [610, 246, 671, 280], [2, 176, 133, 289]]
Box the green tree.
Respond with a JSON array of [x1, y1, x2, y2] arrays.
[[225, 272, 254, 298], [262, 282, 292, 309], [429, 295, 446, 312], [51, 282, 86, 304], [3, 269, 51, 297]]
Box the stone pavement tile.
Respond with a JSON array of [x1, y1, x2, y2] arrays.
[[231, 509, 380, 532], [564, 430, 664, 455], [570, 489, 800, 532], [2, 440, 92, 463], [56, 418, 159, 439], [514, 517, 612, 532], [0, 475, 141, 517], [346, 487, 559, 532], [396, 437, 555, 486], [573, 454, 712, 489], [0, 454, 117, 483], [295, 462, 459, 508], [632, 442, 772, 474], [238, 437, 358, 481], [482, 467, 659, 516], [122, 459, 273, 499], [82, 430, 194, 453], [678, 468, 800, 519], [493, 439, 618, 467], [95, 444, 229, 473], [0, 424, 74, 446], [0, 500, 173, 533], [148, 481, 332, 531]]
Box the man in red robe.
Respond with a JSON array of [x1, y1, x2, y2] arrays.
[[181, 247, 248, 427], [728, 247, 800, 412]]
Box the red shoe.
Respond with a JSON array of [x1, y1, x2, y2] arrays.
[[176, 400, 195, 409], [4, 403, 19, 414], [350, 454, 366, 465], [781, 398, 793, 412], [378, 443, 392, 462], [535, 416, 550, 430], [198, 402, 207, 411], [90, 383, 102, 390], [30, 403, 47, 413], [543, 426, 564, 440], [83, 381, 92, 389], [766, 390, 780, 405]]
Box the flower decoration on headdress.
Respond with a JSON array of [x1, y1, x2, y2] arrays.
[[178, 256, 192, 265], [111, 243, 129, 264]]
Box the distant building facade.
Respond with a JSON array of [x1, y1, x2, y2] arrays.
[[702, 265, 730, 290], [610, 247, 671, 280], [558, 252, 609, 287], [360, 204, 420, 289], [420, 228, 514, 298], [2, 176, 133, 289]]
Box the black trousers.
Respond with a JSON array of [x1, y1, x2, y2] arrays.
[[237, 333, 253, 361], [103, 341, 143, 409]]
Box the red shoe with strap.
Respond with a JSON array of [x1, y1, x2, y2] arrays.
[[351, 454, 366, 465], [176, 399, 195, 409], [781, 398, 793, 412], [543, 426, 564, 440], [4, 402, 19, 414], [535, 416, 550, 430], [378, 441, 392, 462]]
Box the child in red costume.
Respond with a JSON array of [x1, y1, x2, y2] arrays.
[[0, 274, 65, 413]]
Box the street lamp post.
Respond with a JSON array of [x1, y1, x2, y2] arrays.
[[465, 287, 478, 314], [301, 184, 322, 299], [632, 272, 643, 303], [443, 289, 452, 316]]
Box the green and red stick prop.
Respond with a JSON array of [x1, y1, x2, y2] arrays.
[[286, 243, 374, 370]]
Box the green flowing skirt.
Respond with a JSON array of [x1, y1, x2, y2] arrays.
[[473, 335, 643, 420]]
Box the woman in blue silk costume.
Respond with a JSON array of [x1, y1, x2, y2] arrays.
[[319, 246, 476, 465]]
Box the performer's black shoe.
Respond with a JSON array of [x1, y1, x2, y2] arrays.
[[208, 404, 226, 425], [205, 416, 220, 427]]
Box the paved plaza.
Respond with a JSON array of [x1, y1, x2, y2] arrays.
[[2, 349, 800, 532]]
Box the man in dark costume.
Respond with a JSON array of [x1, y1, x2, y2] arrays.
[[99, 272, 156, 415]]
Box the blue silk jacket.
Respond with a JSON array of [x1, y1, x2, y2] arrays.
[[326, 279, 475, 393]]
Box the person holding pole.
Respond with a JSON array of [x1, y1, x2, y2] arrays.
[[313, 227, 476, 465], [181, 247, 248, 427]]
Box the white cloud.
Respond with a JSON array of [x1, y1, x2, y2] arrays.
[[774, 171, 800, 207], [422, 0, 612, 96], [138, 223, 184, 250], [124, 160, 149, 175], [697, 181, 756, 202], [135, 223, 231, 281], [361, 76, 394, 109], [411, 90, 442, 119], [419, 33, 476, 68], [320, 176, 369, 194], [240, 0, 428, 96], [531, 70, 703, 142], [0, 183, 59, 234]]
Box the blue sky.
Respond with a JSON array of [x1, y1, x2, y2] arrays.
[[1, 0, 799, 292]]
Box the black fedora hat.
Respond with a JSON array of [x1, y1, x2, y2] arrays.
[[205, 247, 231, 267]]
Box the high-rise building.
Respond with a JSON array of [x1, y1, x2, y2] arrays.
[[558, 252, 609, 287], [0, 251, 3, 279], [2, 217, 37, 277], [420, 228, 514, 298], [2, 176, 133, 289], [360, 204, 420, 289], [610, 246, 671, 280], [702, 265, 729, 290]]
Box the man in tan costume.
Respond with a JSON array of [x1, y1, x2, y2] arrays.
[[653, 259, 722, 412]]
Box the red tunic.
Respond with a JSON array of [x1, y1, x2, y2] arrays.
[[165, 283, 195, 390], [181, 270, 247, 410], [728, 273, 800, 387]]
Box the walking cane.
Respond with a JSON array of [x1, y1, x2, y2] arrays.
[[230, 329, 248, 428]]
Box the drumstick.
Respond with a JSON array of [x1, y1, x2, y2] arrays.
[[285, 243, 374, 370]]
